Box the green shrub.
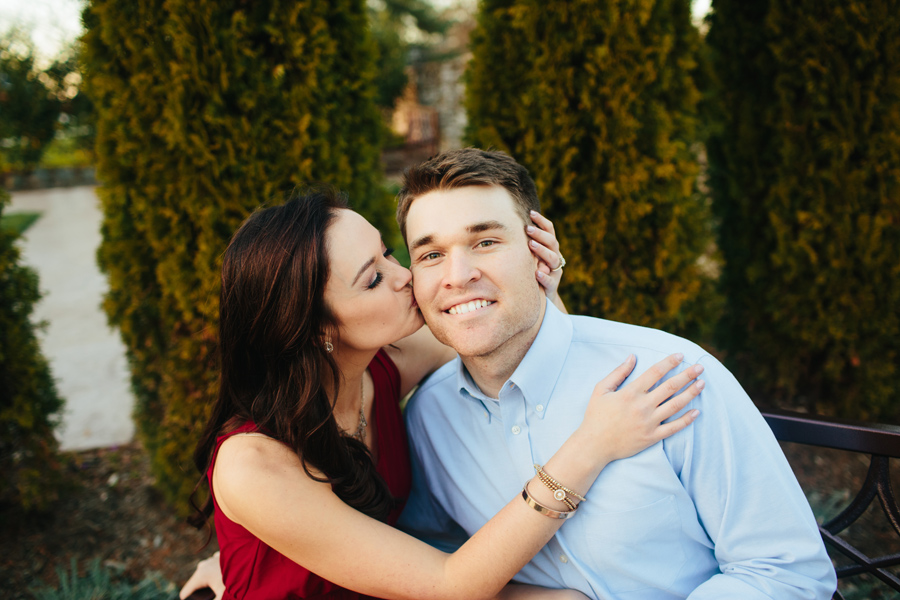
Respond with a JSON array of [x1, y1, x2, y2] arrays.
[[465, 0, 717, 338], [0, 189, 64, 512], [705, 0, 900, 420], [81, 0, 390, 509]]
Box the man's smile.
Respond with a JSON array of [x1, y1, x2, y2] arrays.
[[446, 299, 495, 315]]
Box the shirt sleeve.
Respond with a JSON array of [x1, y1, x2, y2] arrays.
[[395, 395, 469, 553], [683, 354, 837, 599]]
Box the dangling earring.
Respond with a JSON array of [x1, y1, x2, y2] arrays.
[[324, 341, 334, 353]]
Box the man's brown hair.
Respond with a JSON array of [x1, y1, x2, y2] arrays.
[[396, 148, 541, 240]]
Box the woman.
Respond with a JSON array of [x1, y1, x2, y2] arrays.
[[181, 188, 703, 599]]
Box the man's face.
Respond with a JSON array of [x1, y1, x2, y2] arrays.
[[406, 185, 545, 359]]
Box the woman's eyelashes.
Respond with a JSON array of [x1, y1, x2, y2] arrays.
[[367, 271, 384, 290], [366, 248, 394, 290]]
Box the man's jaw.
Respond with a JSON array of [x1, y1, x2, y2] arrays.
[[445, 298, 495, 316]]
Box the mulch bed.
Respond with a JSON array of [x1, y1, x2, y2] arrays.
[[1, 439, 898, 598]]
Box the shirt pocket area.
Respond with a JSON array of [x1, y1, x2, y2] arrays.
[[580, 494, 687, 594]]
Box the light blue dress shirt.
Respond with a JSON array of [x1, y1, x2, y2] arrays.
[[397, 300, 836, 599]]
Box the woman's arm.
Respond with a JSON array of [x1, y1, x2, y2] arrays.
[[209, 354, 702, 600]]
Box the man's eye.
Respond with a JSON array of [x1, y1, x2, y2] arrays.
[[422, 252, 441, 261], [478, 240, 495, 248]]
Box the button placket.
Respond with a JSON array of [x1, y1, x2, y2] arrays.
[[499, 385, 534, 484]]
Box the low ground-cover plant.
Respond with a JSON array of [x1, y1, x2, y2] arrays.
[[31, 559, 175, 600]]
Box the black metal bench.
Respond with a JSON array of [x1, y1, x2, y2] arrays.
[[763, 408, 900, 599]]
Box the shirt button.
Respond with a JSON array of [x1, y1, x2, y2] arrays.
[[483, 410, 489, 419], [536, 404, 544, 412], [559, 554, 569, 564], [511, 425, 521, 435]]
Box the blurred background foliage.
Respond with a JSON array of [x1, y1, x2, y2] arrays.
[[0, 0, 898, 517], [370, 0, 453, 111], [0, 29, 93, 173]]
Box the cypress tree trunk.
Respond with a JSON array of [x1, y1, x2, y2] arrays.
[[466, 0, 716, 338], [82, 0, 388, 507], [706, 0, 900, 419]]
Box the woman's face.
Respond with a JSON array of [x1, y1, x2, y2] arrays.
[[324, 209, 425, 353]]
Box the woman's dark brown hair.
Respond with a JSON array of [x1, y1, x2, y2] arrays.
[[189, 188, 396, 531]]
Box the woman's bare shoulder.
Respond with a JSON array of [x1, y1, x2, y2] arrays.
[[213, 433, 325, 519]]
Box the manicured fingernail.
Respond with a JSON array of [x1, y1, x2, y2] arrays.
[[693, 364, 704, 375], [674, 353, 684, 362], [530, 210, 539, 216], [536, 270, 545, 278], [527, 225, 536, 233], [690, 409, 700, 418], [530, 240, 539, 247], [695, 380, 705, 389]]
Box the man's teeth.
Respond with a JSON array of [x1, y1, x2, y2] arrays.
[[448, 299, 494, 315]]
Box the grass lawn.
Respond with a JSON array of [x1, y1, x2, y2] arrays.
[[1, 211, 42, 236]]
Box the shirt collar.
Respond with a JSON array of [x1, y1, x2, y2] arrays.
[[456, 299, 573, 418]]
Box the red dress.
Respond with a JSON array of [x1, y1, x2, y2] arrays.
[[209, 350, 412, 599]]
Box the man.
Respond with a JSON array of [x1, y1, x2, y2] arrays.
[[395, 148, 836, 599]]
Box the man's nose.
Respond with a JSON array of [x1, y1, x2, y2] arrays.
[[443, 248, 480, 288]]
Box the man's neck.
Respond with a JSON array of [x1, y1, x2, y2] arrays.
[[460, 302, 546, 399]]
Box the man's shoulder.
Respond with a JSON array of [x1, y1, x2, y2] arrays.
[[567, 314, 709, 363]]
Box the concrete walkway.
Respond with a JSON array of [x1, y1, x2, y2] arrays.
[[8, 186, 135, 452]]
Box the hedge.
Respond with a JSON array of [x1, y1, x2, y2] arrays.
[[706, 0, 900, 419], [81, 0, 390, 508], [0, 188, 64, 512], [465, 0, 717, 339]]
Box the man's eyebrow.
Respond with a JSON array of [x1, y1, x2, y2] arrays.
[[409, 234, 434, 254], [467, 220, 508, 234], [351, 257, 376, 286]]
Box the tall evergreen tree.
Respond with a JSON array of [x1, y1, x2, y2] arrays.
[[81, 0, 389, 506], [706, 0, 900, 419], [466, 0, 715, 338]]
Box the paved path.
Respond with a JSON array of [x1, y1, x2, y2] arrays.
[[8, 186, 135, 451]]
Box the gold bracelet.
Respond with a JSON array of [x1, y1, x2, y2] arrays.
[[534, 464, 587, 507], [521, 482, 577, 520]]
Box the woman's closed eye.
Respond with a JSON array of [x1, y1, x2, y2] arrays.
[[368, 271, 384, 289], [366, 247, 395, 289]]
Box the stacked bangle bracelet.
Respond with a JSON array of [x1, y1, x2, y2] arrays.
[[521, 465, 588, 519], [522, 482, 576, 520], [534, 463, 586, 511]]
